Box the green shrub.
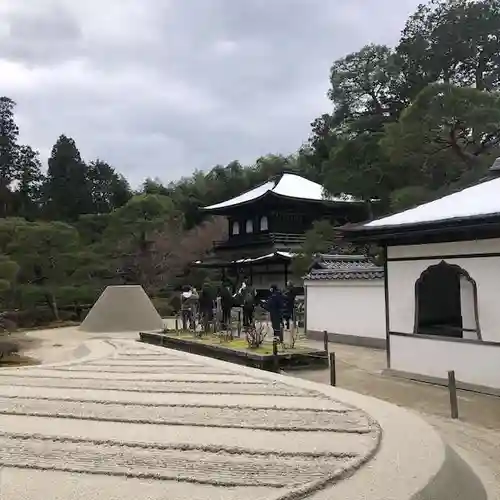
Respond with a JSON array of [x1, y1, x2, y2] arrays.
[[4, 308, 75, 328]]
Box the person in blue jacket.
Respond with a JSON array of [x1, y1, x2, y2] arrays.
[[263, 284, 285, 342]]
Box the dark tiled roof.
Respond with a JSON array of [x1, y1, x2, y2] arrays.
[[305, 254, 384, 281]]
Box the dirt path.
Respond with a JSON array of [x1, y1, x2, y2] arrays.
[[288, 340, 500, 498]]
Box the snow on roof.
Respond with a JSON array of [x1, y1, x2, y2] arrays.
[[203, 180, 275, 211], [203, 173, 354, 210], [234, 251, 295, 264], [194, 251, 295, 266], [366, 177, 500, 228]]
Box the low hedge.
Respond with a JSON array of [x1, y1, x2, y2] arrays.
[[0, 339, 19, 358], [3, 308, 77, 329]]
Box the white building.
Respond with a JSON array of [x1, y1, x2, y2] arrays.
[[343, 163, 500, 395], [304, 254, 386, 348]]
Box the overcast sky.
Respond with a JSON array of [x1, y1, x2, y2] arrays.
[[0, 0, 422, 187]]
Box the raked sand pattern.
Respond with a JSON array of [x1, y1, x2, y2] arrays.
[[0, 339, 382, 500]]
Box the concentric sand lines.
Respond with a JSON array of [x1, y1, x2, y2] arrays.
[[0, 372, 264, 384], [0, 378, 311, 396], [0, 393, 348, 413], [0, 431, 364, 488], [0, 396, 375, 432], [43, 366, 235, 375], [0, 337, 382, 499]]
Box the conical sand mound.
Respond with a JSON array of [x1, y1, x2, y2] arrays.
[[80, 285, 164, 333]]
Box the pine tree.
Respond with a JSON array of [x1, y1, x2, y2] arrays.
[[86, 160, 132, 214], [45, 135, 92, 221], [14, 145, 45, 220], [0, 97, 20, 217]]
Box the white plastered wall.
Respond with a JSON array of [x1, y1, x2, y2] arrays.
[[387, 238, 500, 342], [390, 334, 500, 389], [305, 280, 385, 340], [387, 238, 500, 389]]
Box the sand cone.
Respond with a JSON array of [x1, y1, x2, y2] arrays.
[[80, 285, 163, 333]]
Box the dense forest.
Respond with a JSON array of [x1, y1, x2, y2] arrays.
[[1, 0, 500, 327]]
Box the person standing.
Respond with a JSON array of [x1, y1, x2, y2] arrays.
[[219, 283, 233, 330], [263, 284, 285, 342], [180, 286, 199, 330], [241, 279, 256, 327], [283, 281, 297, 330], [199, 284, 214, 333]]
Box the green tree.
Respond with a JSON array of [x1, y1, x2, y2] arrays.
[[106, 194, 182, 250], [383, 83, 500, 177], [86, 159, 132, 214], [14, 145, 45, 220], [322, 133, 394, 208], [104, 194, 183, 291], [397, 0, 500, 97], [7, 221, 80, 319], [328, 44, 403, 130], [142, 177, 171, 196], [76, 213, 112, 245], [0, 97, 20, 217], [0, 254, 19, 294], [45, 135, 92, 221], [291, 221, 342, 278]]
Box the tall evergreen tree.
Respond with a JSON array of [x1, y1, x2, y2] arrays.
[[45, 135, 92, 221], [14, 145, 45, 220], [86, 160, 132, 214], [0, 97, 20, 217]]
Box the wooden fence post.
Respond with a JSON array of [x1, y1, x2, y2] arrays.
[[323, 330, 329, 355], [448, 370, 459, 419], [329, 352, 336, 387], [272, 338, 280, 373]]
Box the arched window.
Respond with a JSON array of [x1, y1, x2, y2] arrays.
[[232, 221, 240, 235], [260, 216, 269, 231], [414, 261, 481, 340], [246, 219, 254, 233]]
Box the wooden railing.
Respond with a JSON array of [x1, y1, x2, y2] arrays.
[[213, 232, 306, 249]]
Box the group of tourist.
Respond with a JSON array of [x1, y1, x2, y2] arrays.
[[179, 280, 297, 341]]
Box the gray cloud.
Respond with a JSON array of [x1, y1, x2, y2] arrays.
[[0, 0, 423, 187]]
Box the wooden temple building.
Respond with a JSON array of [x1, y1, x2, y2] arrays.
[[193, 171, 371, 295]]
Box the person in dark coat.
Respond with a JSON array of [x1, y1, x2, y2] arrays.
[[283, 281, 297, 330], [198, 284, 214, 333], [241, 279, 256, 327], [263, 284, 285, 342], [219, 283, 233, 330]]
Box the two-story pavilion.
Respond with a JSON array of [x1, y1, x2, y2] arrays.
[[194, 171, 370, 295]]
